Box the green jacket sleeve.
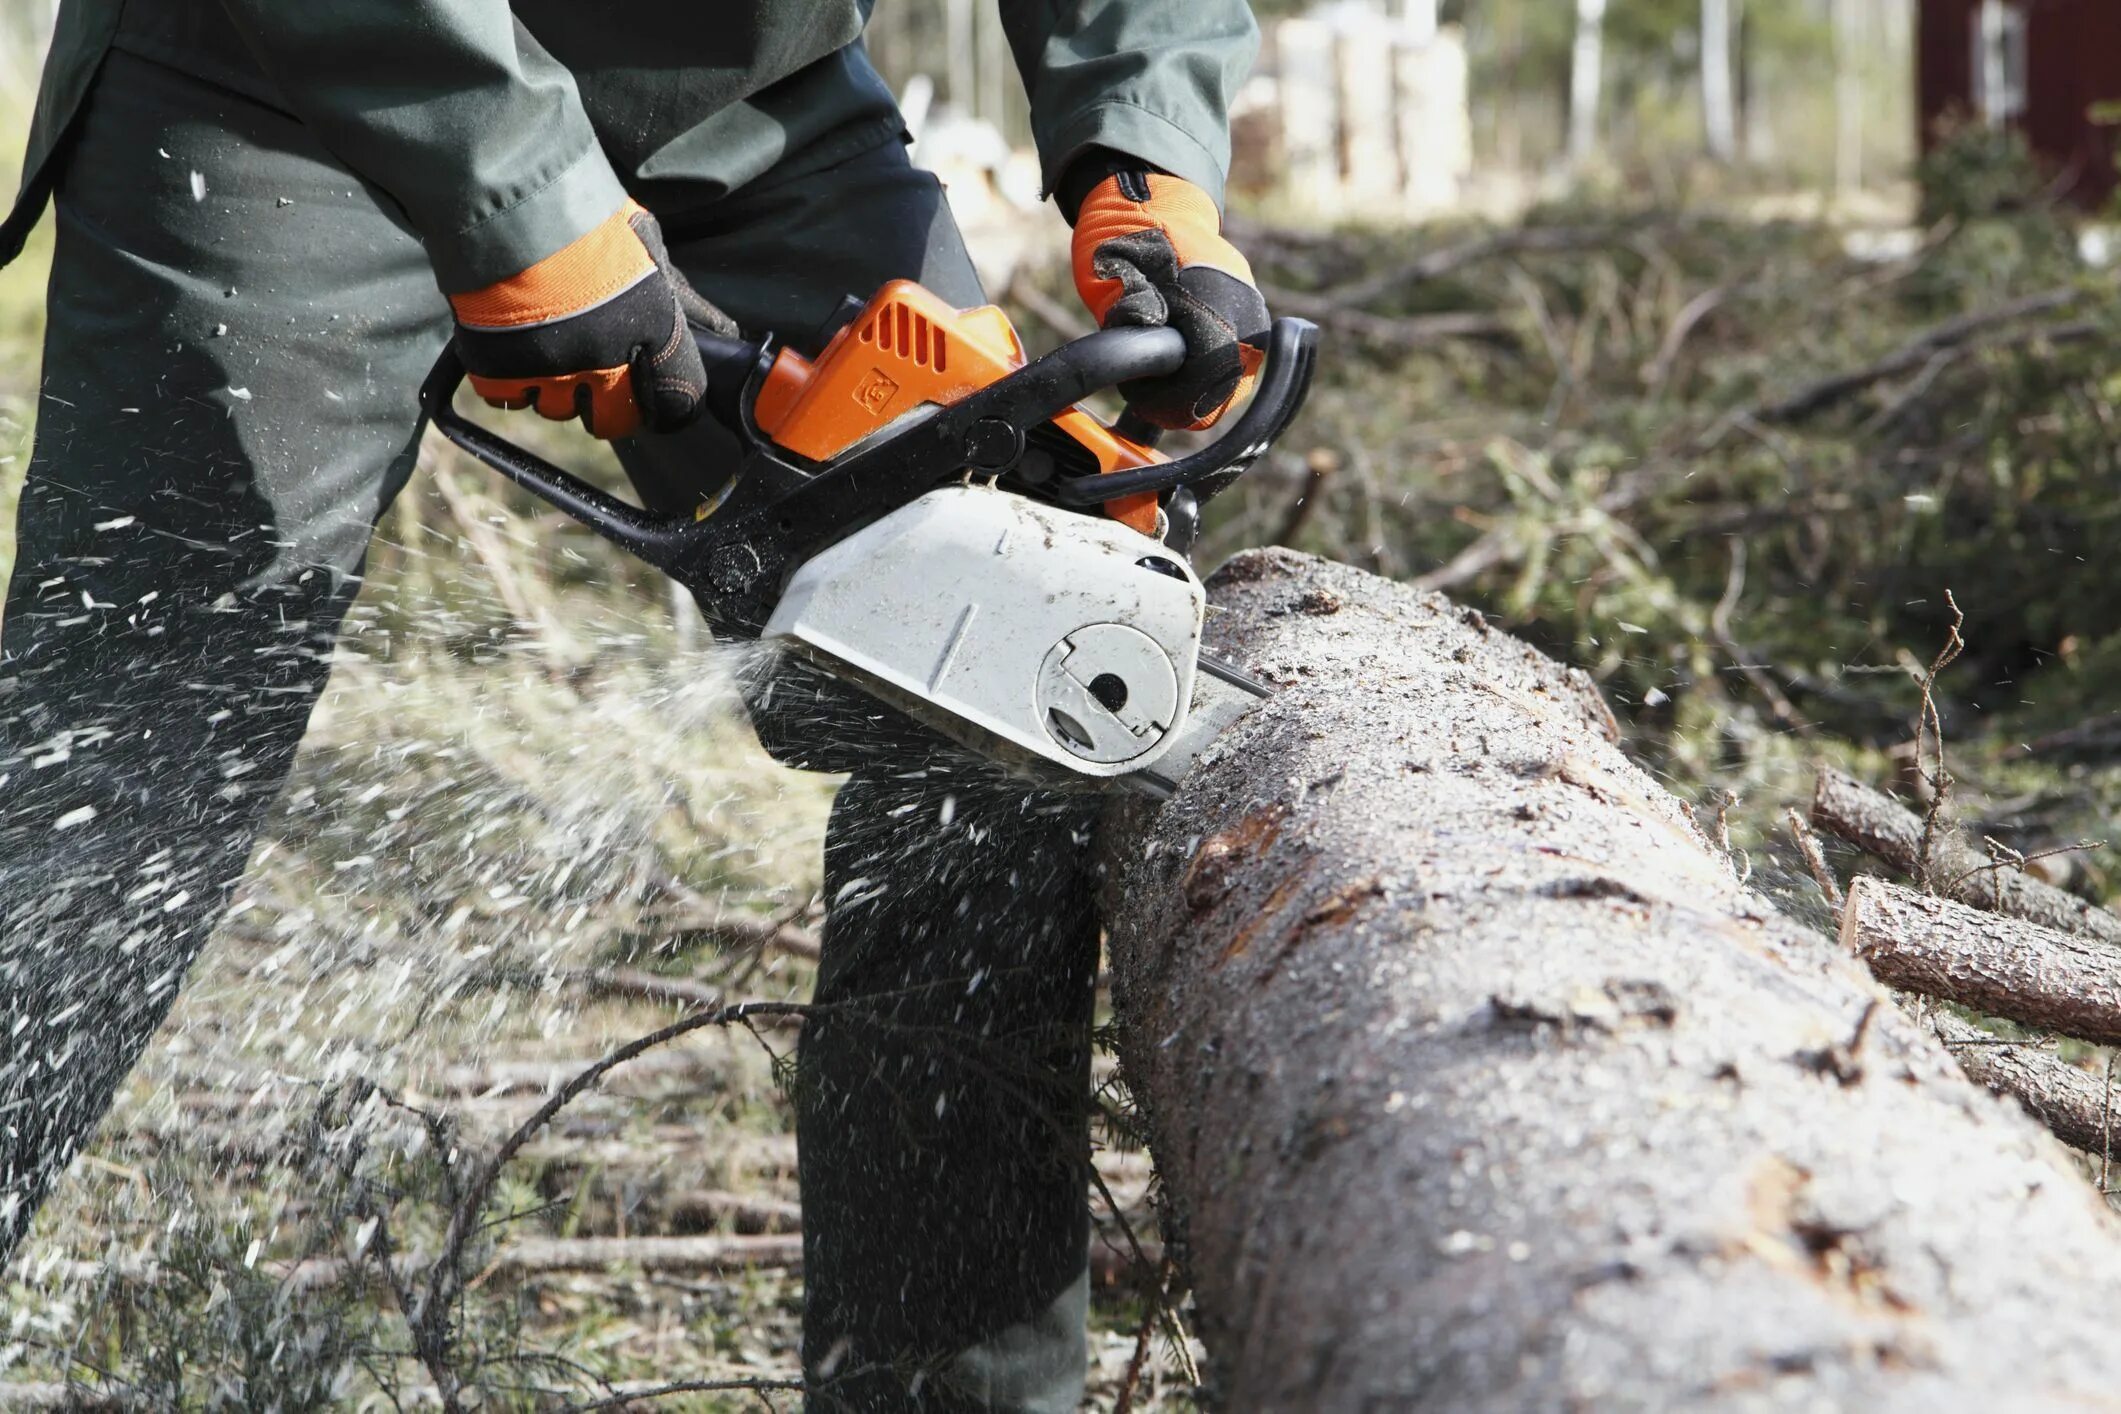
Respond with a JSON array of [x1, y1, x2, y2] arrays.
[[215, 0, 627, 292], [999, 0, 1260, 209]]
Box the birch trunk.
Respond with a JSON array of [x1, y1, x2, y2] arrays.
[[1100, 549, 2121, 1410], [1831, 0, 1864, 195], [1568, 0, 1607, 168], [1702, 0, 1737, 162]]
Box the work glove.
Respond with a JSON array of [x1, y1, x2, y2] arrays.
[[1067, 160, 1270, 431], [447, 199, 734, 440]]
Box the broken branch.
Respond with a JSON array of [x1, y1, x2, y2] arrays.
[[1842, 876, 2121, 1044], [1810, 768, 2121, 946], [1931, 1012, 2121, 1164]]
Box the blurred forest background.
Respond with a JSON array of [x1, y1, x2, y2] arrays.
[[5, 0, 2121, 1408]]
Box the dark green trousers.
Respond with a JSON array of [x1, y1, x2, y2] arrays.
[[0, 49, 1096, 1412]]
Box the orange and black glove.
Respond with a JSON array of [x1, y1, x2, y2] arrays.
[[1066, 154, 1270, 431], [448, 200, 734, 440]]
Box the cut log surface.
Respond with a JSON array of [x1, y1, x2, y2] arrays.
[[1810, 766, 2121, 946], [1841, 876, 2121, 1045], [1931, 1013, 2121, 1164], [1100, 549, 2121, 1411]]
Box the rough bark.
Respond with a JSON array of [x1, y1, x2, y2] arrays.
[[1101, 549, 2121, 1411], [1930, 1012, 2121, 1165], [1841, 876, 2121, 1045], [1810, 766, 2121, 946]]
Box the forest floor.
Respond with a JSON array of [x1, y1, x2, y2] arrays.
[[7, 130, 2121, 1408]]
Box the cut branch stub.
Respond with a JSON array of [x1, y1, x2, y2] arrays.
[[1841, 876, 2121, 1045], [1810, 767, 2121, 947]]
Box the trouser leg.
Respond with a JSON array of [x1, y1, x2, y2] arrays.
[[0, 51, 445, 1260], [614, 143, 1101, 1411], [800, 776, 1099, 1414]]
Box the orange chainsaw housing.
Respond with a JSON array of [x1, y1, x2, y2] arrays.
[[749, 280, 1163, 535]]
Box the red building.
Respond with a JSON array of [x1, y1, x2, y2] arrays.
[[1919, 0, 2121, 208]]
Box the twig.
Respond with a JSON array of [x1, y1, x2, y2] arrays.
[[1313, 222, 1649, 307], [414, 1002, 814, 1374], [1005, 271, 1093, 342], [1784, 807, 1843, 921], [1709, 537, 1801, 726], [430, 463, 574, 674], [1255, 288, 1515, 351], [650, 883, 823, 963], [486, 1233, 803, 1279], [561, 1375, 805, 1413], [1641, 278, 1734, 395], [1913, 590, 1966, 892], [1752, 286, 2081, 424], [1087, 1163, 1197, 1387], [1410, 469, 1659, 595], [1945, 838, 2107, 899], [1111, 1254, 1178, 1414], [1272, 449, 1337, 548], [0, 1386, 142, 1412]]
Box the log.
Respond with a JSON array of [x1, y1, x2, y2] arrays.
[[0, 1387, 137, 1412], [1100, 549, 2121, 1409], [1841, 877, 2121, 1045], [1809, 767, 2121, 946], [665, 1187, 803, 1235], [484, 1233, 802, 1280], [1752, 286, 2080, 423], [1930, 1013, 2121, 1165]]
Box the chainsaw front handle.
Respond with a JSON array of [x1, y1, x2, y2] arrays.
[[1046, 316, 1321, 510]]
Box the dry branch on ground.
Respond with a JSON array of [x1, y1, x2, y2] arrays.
[[1929, 1013, 2121, 1165], [1841, 876, 2121, 1045], [1810, 767, 2121, 945]]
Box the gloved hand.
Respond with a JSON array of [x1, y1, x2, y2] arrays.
[[1067, 159, 1270, 431], [448, 199, 734, 439]]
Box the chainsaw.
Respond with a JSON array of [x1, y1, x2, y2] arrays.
[[419, 280, 1319, 797]]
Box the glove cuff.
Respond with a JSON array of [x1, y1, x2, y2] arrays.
[[1056, 147, 1161, 226], [450, 199, 657, 330]]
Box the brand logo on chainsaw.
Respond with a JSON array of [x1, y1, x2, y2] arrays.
[[853, 368, 900, 415]]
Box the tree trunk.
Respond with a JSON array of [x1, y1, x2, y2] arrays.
[[1568, 0, 1607, 168], [1831, 0, 1864, 196], [1701, 0, 1737, 162], [1100, 549, 2121, 1410], [1931, 1012, 2121, 1165]]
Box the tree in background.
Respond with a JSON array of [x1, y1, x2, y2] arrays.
[[1702, 0, 1738, 162]]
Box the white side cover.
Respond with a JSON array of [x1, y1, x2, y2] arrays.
[[763, 485, 1205, 779]]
